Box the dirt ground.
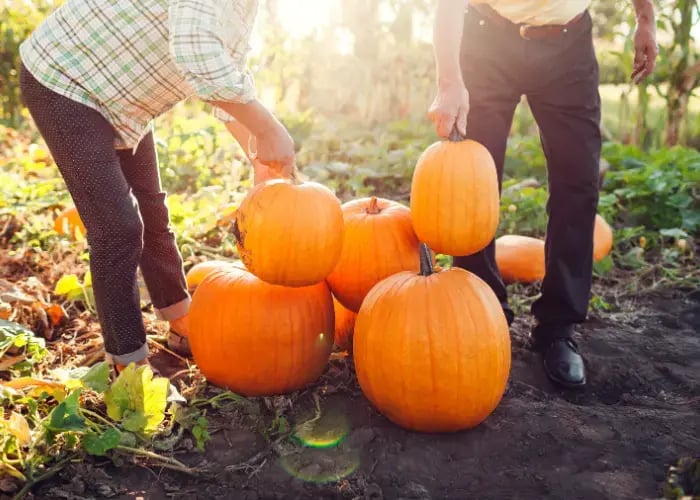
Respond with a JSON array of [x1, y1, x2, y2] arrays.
[[29, 287, 700, 500]]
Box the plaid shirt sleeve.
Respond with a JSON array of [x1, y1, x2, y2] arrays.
[[168, 0, 257, 116]]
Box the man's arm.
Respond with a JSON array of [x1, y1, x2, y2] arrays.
[[427, 0, 469, 138], [630, 0, 657, 83]]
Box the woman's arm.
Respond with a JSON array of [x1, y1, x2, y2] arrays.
[[224, 120, 275, 185], [168, 0, 295, 174]]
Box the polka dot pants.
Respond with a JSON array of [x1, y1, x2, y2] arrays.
[[20, 64, 190, 365]]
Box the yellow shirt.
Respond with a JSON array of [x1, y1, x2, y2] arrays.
[[472, 0, 592, 26]]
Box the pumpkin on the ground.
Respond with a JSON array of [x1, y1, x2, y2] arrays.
[[232, 179, 344, 287], [593, 214, 613, 261], [410, 137, 499, 257], [496, 214, 614, 284], [332, 295, 356, 351], [54, 205, 86, 240], [185, 260, 239, 292], [326, 196, 420, 312], [353, 243, 511, 433], [188, 265, 334, 396], [495, 235, 546, 284]]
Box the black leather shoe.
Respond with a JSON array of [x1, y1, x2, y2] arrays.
[[541, 338, 587, 389]]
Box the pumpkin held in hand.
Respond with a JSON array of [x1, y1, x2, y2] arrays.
[[326, 196, 420, 312], [188, 265, 334, 396], [353, 243, 511, 433], [495, 235, 546, 284], [410, 136, 499, 257], [232, 179, 344, 287], [332, 295, 357, 351]]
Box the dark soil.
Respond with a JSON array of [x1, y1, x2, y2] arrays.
[[30, 287, 700, 500]]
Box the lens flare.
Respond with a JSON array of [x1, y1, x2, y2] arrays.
[[292, 408, 350, 449], [279, 447, 360, 484]]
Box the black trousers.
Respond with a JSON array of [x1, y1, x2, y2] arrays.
[[452, 8, 602, 339], [20, 64, 190, 365]]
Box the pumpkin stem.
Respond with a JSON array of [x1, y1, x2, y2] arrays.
[[419, 243, 434, 276], [448, 125, 466, 142], [366, 197, 381, 214]]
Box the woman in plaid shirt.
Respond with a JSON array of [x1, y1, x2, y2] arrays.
[[19, 0, 289, 389]]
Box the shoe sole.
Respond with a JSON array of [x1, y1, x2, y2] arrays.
[[543, 361, 587, 390]]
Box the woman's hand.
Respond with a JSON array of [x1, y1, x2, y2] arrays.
[[215, 98, 296, 178], [250, 121, 296, 177]]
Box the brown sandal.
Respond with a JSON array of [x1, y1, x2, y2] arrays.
[[167, 329, 192, 358]]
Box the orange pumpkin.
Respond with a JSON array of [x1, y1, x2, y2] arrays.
[[326, 196, 420, 312], [54, 205, 86, 240], [593, 214, 613, 262], [185, 260, 240, 292], [353, 243, 511, 433], [410, 138, 499, 257], [232, 179, 344, 287], [188, 265, 334, 396], [332, 295, 357, 351], [495, 235, 546, 284]]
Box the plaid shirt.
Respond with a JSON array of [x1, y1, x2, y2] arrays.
[[20, 0, 259, 151]]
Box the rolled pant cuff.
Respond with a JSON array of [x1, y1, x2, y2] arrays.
[[154, 297, 191, 321], [107, 343, 150, 366]]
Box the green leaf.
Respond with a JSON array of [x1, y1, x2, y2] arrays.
[[122, 411, 149, 433], [659, 228, 689, 239], [53, 274, 82, 297], [82, 427, 121, 456], [46, 390, 85, 432], [104, 364, 168, 436], [118, 431, 138, 447], [80, 362, 110, 393]]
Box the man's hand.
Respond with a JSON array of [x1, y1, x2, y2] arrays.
[[631, 2, 658, 84], [428, 82, 470, 138]]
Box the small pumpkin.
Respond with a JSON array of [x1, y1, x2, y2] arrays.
[[332, 295, 357, 351], [188, 265, 335, 396], [353, 243, 511, 433], [232, 179, 344, 287], [54, 205, 86, 240], [185, 260, 239, 292], [326, 196, 420, 312], [593, 214, 613, 262], [410, 135, 499, 257], [495, 235, 545, 284]]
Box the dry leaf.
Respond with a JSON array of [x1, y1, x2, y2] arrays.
[[8, 412, 31, 446]]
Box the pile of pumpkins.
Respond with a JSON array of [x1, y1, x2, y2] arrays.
[[187, 137, 614, 434]]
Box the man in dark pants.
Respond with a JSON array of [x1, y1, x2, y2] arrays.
[[428, 1, 657, 388]]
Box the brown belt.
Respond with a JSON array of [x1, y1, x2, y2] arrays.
[[468, 3, 585, 40]]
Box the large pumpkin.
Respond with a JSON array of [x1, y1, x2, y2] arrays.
[[232, 179, 344, 287], [326, 196, 420, 312], [495, 235, 546, 284], [188, 265, 334, 396], [410, 137, 499, 257], [332, 295, 357, 351], [353, 243, 511, 432], [593, 214, 613, 261], [54, 205, 86, 240]]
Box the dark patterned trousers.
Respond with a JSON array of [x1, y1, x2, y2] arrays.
[[20, 64, 190, 365]]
